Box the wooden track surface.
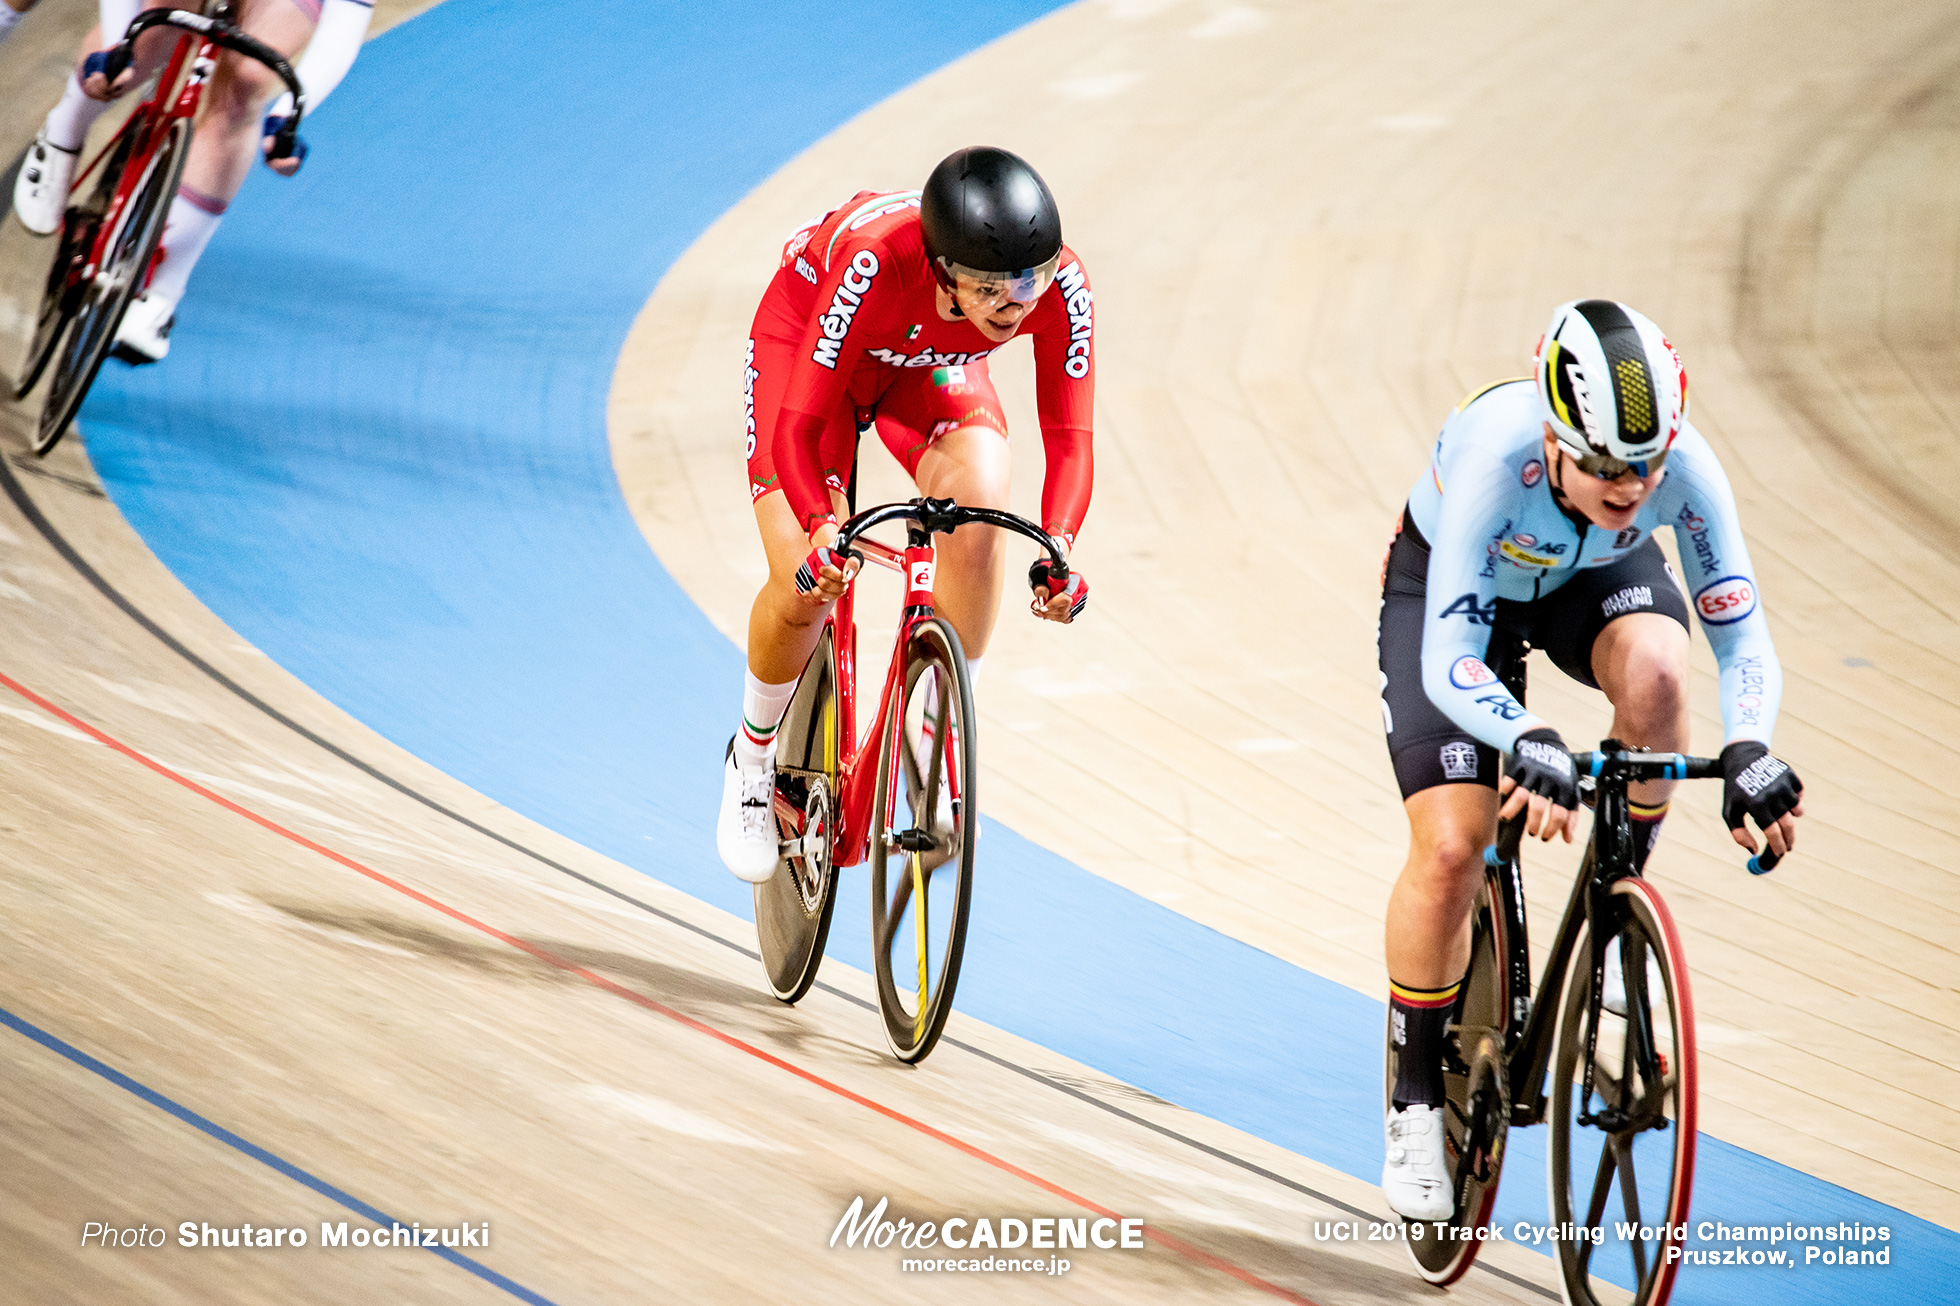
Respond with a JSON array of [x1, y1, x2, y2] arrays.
[[0, 4, 1563, 1301], [611, 0, 1960, 1231]]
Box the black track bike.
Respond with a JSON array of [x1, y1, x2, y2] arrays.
[[1389, 672, 1779, 1304]]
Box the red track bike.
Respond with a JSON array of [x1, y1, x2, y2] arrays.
[[12, 1, 305, 455], [754, 496, 1069, 1064]]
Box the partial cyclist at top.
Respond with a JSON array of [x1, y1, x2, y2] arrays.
[[1374, 300, 1805, 1221], [11, 0, 373, 361], [716, 146, 1094, 882], [0, 0, 39, 45]]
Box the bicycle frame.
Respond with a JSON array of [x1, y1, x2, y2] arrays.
[[822, 525, 941, 868], [66, 20, 208, 298], [1491, 747, 1718, 1128], [814, 497, 1066, 868]]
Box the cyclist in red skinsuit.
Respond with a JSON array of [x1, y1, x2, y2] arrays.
[[746, 189, 1094, 544], [718, 148, 1093, 881]]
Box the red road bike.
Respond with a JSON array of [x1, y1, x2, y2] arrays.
[[12, 1, 304, 455], [754, 496, 1068, 1064]]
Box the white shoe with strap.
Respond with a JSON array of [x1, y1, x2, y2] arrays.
[[114, 290, 177, 363], [717, 738, 780, 883], [1383, 1104, 1454, 1221], [13, 130, 77, 236]]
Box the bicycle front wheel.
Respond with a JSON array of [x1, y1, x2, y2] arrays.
[[1392, 856, 1513, 1285], [754, 626, 841, 1004], [868, 616, 976, 1064], [35, 120, 189, 456], [1549, 876, 1697, 1306]]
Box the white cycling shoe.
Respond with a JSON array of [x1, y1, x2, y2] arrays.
[[13, 130, 77, 236], [114, 291, 176, 363], [717, 739, 780, 884], [1600, 942, 1666, 1018], [1383, 1104, 1454, 1221]]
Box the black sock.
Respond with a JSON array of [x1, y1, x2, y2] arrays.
[[1630, 800, 1669, 872], [1389, 979, 1460, 1109]]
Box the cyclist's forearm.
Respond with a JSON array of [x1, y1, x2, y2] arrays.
[[269, 0, 372, 117], [1711, 624, 1781, 746], [1420, 636, 1545, 752], [773, 409, 837, 533], [1037, 425, 1091, 551], [98, 0, 138, 47]]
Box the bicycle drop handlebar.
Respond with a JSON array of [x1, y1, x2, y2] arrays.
[[101, 8, 308, 159], [834, 498, 1069, 581], [1572, 749, 1720, 783], [1571, 747, 1781, 875]]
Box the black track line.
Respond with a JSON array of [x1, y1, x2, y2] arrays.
[[0, 449, 1554, 1301]]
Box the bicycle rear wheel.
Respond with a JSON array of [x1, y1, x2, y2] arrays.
[[754, 626, 841, 1004], [34, 120, 188, 456], [1391, 856, 1513, 1284], [1549, 876, 1696, 1306], [868, 616, 976, 1064]]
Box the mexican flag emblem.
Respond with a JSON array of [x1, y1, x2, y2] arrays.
[[931, 365, 967, 390]]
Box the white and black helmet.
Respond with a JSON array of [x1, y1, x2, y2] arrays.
[[1533, 300, 1686, 476]]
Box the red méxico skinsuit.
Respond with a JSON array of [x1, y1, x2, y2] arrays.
[[744, 189, 1095, 544]]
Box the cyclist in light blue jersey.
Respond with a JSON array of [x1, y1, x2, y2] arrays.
[[1374, 300, 1805, 1220]]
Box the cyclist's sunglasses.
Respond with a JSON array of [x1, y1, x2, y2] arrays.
[[940, 252, 1062, 310], [1569, 448, 1668, 481]]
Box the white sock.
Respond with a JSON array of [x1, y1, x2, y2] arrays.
[[45, 74, 109, 152], [0, 5, 25, 44], [144, 189, 228, 308], [735, 669, 798, 772], [964, 655, 983, 688]]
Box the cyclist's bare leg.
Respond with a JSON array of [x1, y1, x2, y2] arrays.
[[178, 0, 317, 202], [912, 424, 1012, 661], [721, 483, 850, 877], [1591, 612, 1690, 861], [1382, 780, 1495, 1213], [746, 484, 851, 685], [123, 0, 315, 336], [1385, 783, 1496, 989]]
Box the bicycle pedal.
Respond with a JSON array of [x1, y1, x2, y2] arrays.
[[894, 828, 935, 852]]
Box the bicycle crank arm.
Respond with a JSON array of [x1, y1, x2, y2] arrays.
[[779, 831, 826, 861]]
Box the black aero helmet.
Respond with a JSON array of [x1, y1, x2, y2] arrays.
[[920, 146, 1063, 293]]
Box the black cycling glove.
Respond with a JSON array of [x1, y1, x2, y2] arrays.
[[1507, 728, 1579, 812], [1721, 741, 1802, 837]]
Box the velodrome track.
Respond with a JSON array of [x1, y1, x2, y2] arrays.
[[1, 0, 1958, 1302]]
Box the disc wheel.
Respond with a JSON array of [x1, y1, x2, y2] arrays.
[[34, 120, 188, 456], [1390, 860, 1512, 1286], [1549, 877, 1696, 1306], [869, 617, 976, 1064], [754, 627, 841, 1004]]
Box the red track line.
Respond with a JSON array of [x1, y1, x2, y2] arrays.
[[0, 668, 1319, 1306]]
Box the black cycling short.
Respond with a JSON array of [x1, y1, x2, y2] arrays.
[[1378, 507, 1692, 800]]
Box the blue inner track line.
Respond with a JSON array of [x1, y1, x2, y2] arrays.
[[0, 1003, 562, 1306], [74, 3, 1960, 1301]]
